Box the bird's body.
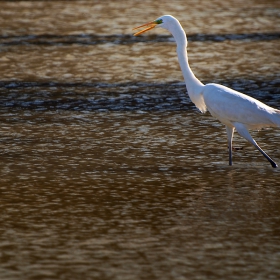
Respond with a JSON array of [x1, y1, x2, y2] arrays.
[[133, 15, 280, 167], [202, 83, 280, 130]]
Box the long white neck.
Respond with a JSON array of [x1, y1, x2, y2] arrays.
[[167, 20, 206, 112], [177, 44, 203, 94], [171, 24, 203, 93]]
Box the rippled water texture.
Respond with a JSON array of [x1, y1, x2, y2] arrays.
[[0, 1, 280, 279]]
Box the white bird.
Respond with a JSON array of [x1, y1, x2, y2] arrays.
[[133, 15, 280, 168]]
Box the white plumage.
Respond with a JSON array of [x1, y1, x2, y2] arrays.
[[133, 15, 280, 167]]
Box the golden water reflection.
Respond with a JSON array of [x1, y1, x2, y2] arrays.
[[0, 0, 280, 279]]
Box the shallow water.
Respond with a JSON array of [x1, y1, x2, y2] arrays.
[[0, 0, 280, 279]]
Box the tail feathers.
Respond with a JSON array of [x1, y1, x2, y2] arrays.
[[272, 109, 280, 127]]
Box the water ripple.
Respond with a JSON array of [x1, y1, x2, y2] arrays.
[[0, 32, 279, 46], [0, 80, 279, 112]]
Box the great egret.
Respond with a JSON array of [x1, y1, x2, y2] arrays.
[[133, 15, 280, 168]]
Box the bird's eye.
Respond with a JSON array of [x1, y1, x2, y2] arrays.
[[155, 19, 163, 24]]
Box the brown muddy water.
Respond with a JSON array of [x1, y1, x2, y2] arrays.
[[0, 1, 280, 279]]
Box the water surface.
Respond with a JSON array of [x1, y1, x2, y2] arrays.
[[0, 0, 280, 279]]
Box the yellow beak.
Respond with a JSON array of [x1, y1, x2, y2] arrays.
[[133, 21, 157, 36]]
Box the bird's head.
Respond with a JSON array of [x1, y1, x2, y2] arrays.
[[133, 15, 178, 36]]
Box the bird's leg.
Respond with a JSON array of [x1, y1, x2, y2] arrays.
[[234, 123, 278, 168], [226, 126, 235, 166]]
